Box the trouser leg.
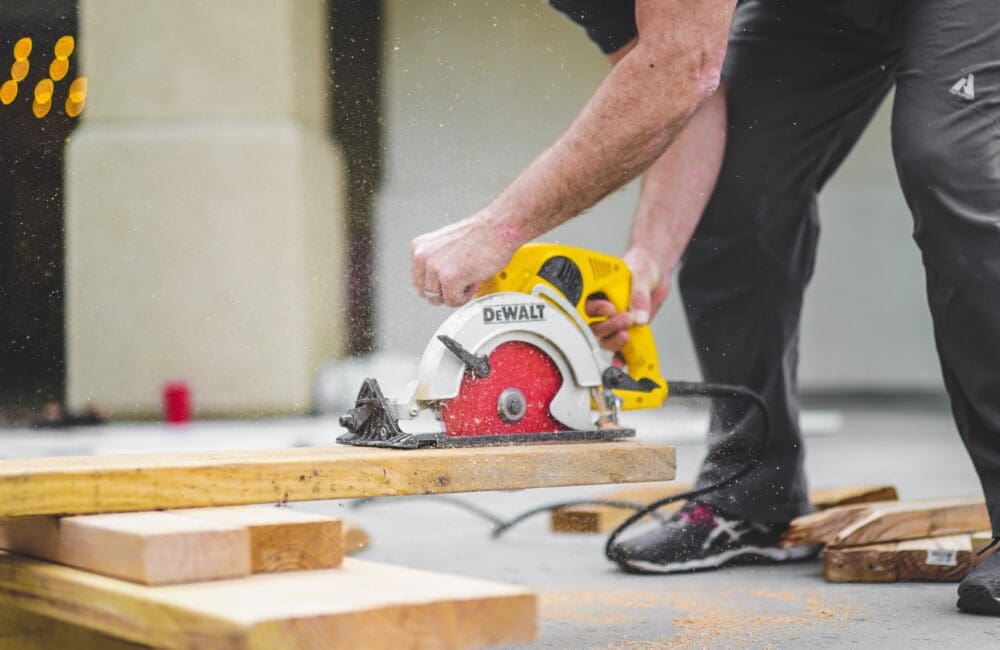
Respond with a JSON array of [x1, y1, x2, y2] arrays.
[[892, 0, 1000, 533], [680, 0, 898, 522]]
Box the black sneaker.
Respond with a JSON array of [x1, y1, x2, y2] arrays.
[[608, 502, 818, 574], [958, 543, 1000, 615]]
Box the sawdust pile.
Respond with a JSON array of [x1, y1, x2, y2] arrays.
[[539, 586, 854, 648]]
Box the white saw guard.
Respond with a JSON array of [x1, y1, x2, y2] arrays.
[[395, 289, 607, 432]]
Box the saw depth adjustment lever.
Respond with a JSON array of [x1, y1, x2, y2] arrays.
[[437, 335, 490, 378]]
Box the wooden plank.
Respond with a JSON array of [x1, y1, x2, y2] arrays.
[[0, 512, 250, 585], [173, 505, 343, 572], [0, 552, 537, 649], [824, 534, 974, 583], [550, 483, 898, 534], [0, 605, 147, 649], [343, 521, 370, 555], [0, 441, 675, 517], [783, 496, 989, 548], [550, 482, 690, 533], [809, 485, 899, 510]]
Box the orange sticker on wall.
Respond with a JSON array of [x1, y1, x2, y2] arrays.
[[32, 100, 50, 118], [13, 37, 31, 61], [49, 57, 68, 81], [10, 59, 28, 82], [54, 35, 74, 59], [0, 80, 16, 105]]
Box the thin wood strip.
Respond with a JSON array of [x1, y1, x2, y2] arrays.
[[0, 442, 676, 517]]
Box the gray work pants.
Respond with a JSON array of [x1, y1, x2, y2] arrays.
[[682, 0, 1000, 530]]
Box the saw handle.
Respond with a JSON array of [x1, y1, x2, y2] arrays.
[[480, 243, 668, 410]]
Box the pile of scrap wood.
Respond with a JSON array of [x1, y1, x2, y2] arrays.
[[0, 506, 540, 649], [782, 495, 995, 583], [549, 482, 995, 584], [0, 440, 677, 648]]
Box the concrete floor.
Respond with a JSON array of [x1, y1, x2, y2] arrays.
[[296, 403, 997, 649], [2, 401, 996, 647]]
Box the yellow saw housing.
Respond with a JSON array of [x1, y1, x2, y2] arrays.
[[477, 243, 669, 410]]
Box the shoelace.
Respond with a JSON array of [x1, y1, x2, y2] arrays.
[[978, 536, 1000, 556]]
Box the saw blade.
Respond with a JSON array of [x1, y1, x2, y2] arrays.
[[439, 340, 569, 437]]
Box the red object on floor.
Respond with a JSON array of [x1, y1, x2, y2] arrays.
[[163, 382, 191, 424]]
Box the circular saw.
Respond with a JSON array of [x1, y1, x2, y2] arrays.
[[337, 243, 669, 448]]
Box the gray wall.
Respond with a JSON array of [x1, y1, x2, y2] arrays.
[[376, 0, 941, 392]]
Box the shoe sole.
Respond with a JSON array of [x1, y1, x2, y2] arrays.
[[621, 544, 818, 575], [958, 584, 1000, 615]]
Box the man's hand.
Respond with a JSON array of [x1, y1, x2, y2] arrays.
[[410, 211, 520, 306], [586, 247, 670, 353]]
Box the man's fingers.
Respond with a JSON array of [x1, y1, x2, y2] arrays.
[[591, 312, 634, 339], [629, 288, 652, 326], [598, 330, 629, 352], [585, 299, 617, 318]]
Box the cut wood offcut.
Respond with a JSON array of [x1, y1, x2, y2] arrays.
[[824, 534, 976, 583], [783, 496, 989, 548]]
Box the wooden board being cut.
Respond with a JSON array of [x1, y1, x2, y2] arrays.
[[550, 484, 898, 534], [0, 441, 675, 517], [173, 505, 343, 572], [0, 553, 536, 649], [824, 534, 974, 582], [0, 511, 251, 585], [783, 496, 989, 548]]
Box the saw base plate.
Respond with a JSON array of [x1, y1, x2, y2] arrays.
[[336, 427, 635, 450]]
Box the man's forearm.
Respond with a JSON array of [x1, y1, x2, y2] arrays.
[[481, 1, 736, 248], [630, 84, 727, 276]]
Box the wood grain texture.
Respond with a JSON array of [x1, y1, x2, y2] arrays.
[[0, 512, 250, 585], [0, 605, 148, 649], [0, 553, 536, 649], [173, 505, 343, 572], [0, 442, 675, 517], [809, 486, 899, 510], [824, 534, 974, 583], [784, 496, 989, 548], [550, 484, 898, 534], [342, 521, 370, 555]]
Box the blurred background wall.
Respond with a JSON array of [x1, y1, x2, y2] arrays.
[[375, 0, 941, 395], [1, 0, 944, 421]]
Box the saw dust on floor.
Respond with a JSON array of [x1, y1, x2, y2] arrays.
[[539, 586, 855, 648]]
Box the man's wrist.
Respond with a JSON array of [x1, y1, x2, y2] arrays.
[[477, 205, 530, 256]]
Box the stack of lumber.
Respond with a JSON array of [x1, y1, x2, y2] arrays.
[[782, 496, 993, 583], [0, 440, 676, 648], [550, 483, 898, 534]]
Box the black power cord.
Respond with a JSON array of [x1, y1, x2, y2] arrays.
[[347, 380, 771, 573], [487, 382, 769, 549], [603, 380, 770, 573]]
